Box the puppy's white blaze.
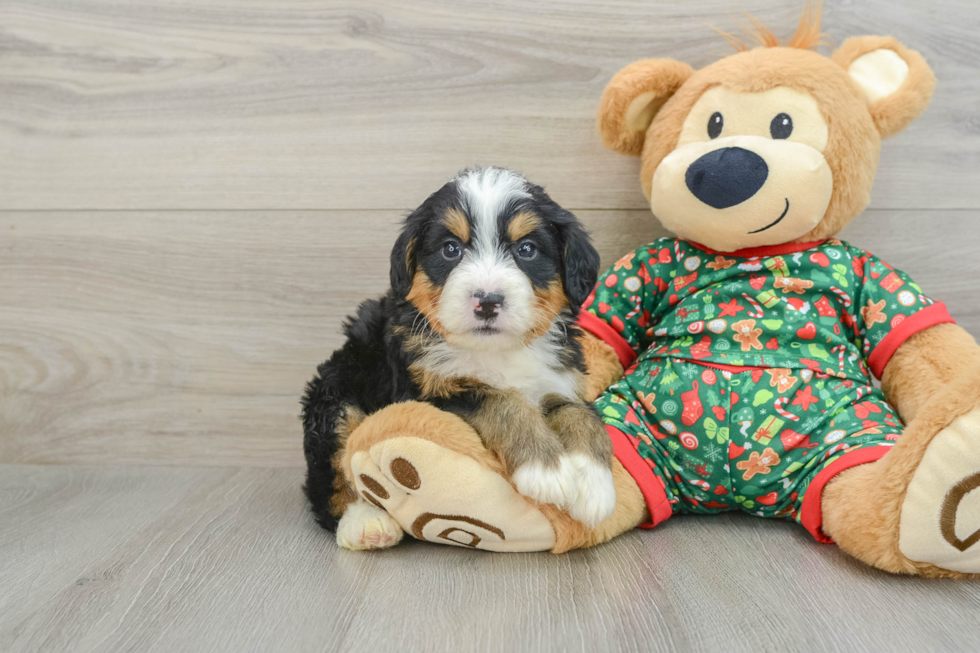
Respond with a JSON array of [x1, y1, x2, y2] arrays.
[[416, 323, 580, 403], [513, 456, 580, 509], [566, 453, 617, 526], [456, 167, 530, 246], [438, 167, 537, 347], [336, 502, 403, 551]]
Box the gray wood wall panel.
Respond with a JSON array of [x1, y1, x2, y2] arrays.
[[1, 0, 978, 211], [1, 210, 976, 467]]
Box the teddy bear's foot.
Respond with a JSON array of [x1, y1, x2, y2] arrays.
[[338, 401, 648, 553], [345, 408, 558, 552], [350, 436, 556, 551], [899, 408, 980, 573], [335, 501, 404, 551]]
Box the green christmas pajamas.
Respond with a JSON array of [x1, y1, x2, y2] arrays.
[[578, 238, 954, 541]]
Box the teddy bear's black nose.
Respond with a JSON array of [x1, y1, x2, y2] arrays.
[[685, 147, 769, 209]]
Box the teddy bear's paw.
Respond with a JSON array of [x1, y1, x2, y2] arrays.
[[899, 408, 980, 573], [336, 502, 404, 551], [564, 454, 617, 526], [512, 456, 580, 510], [350, 436, 556, 552]]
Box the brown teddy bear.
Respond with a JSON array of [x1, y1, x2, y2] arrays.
[[323, 7, 980, 577]]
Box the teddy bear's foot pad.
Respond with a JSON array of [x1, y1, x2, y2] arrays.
[[350, 436, 556, 552], [900, 408, 980, 573]]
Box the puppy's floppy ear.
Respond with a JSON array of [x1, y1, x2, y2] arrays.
[[532, 193, 600, 313], [390, 211, 426, 298], [558, 218, 601, 314], [832, 36, 936, 139], [597, 59, 693, 156]]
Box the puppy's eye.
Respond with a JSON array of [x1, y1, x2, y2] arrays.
[[442, 242, 462, 260], [516, 242, 537, 260], [707, 112, 723, 139], [770, 113, 793, 139]]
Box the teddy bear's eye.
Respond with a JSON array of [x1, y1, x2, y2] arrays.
[[707, 112, 723, 139], [770, 113, 793, 139]]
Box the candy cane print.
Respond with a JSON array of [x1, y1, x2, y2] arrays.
[[774, 396, 800, 422], [830, 344, 847, 372], [674, 240, 682, 262], [624, 295, 642, 320], [829, 286, 852, 308], [741, 293, 764, 318]]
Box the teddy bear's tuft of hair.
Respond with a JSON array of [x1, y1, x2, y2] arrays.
[[712, 1, 830, 53]]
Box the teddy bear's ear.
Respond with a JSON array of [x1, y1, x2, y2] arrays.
[[597, 59, 693, 156], [832, 36, 936, 139]]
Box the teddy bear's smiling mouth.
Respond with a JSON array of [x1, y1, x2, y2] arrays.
[[747, 198, 791, 234]]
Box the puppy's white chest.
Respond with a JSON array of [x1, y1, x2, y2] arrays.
[[490, 356, 578, 404], [419, 343, 579, 404]]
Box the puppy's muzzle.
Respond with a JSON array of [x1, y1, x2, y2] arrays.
[[685, 146, 769, 209], [473, 291, 504, 321]]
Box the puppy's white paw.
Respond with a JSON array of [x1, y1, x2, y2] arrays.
[[566, 454, 617, 526], [336, 502, 404, 551], [512, 457, 579, 509]]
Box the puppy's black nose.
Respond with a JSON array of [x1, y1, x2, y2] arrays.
[[473, 292, 504, 320], [685, 147, 769, 209]]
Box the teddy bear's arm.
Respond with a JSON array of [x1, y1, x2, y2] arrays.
[[579, 331, 625, 401], [881, 323, 980, 422], [578, 240, 677, 363]]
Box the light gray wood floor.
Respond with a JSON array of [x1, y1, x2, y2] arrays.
[[2, 1, 980, 651], [4, 464, 980, 653]]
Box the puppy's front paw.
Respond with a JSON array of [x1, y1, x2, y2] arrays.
[[566, 454, 617, 526], [512, 457, 579, 509], [336, 502, 404, 551]]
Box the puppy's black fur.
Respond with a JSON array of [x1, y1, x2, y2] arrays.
[[302, 169, 600, 531]]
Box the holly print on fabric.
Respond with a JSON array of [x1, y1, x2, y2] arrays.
[[582, 238, 952, 381]]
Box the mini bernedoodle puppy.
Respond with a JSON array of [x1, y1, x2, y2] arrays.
[[302, 167, 616, 549]]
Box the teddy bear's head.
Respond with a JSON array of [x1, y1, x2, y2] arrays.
[[597, 7, 935, 252]]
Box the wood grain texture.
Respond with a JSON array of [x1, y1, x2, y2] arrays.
[[1, 0, 979, 211], [1, 209, 978, 467], [1, 464, 979, 653]]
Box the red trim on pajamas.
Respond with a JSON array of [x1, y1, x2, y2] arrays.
[[578, 310, 637, 369], [799, 445, 893, 544], [606, 424, 672, 529], [867, 302, 955, 379], [688, 240, 828, 258]]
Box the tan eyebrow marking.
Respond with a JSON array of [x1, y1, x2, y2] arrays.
[[442, 207, 470, 242], [507, 211, 542, 242]]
